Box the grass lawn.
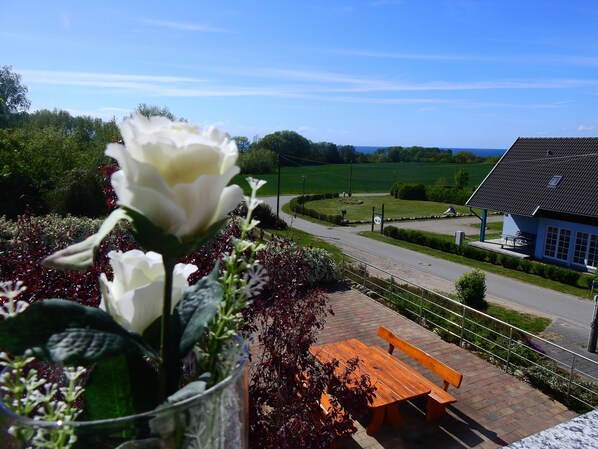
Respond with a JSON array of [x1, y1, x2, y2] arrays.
[[267, 227, 344, 262], [486, 304, 551, 334], [234, 162, 494, 196], [305, 195, 474, 221], [469, 220, 503, 239]]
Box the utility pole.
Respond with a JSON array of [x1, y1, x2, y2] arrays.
[[276, 152, 281, 222], [588, 295, 598, 353], [301, 175, 306, 215], [348, 160, 353, 196]]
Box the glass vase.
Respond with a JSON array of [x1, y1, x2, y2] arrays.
[[0, 343, 248, 449]]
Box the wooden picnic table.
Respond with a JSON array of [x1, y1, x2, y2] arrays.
[[310, 338, 431, 435]]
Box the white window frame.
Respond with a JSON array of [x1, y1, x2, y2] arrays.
[[544, 226, 571, 262], [573, 231, 598, 269]]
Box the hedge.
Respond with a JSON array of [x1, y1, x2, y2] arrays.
[[390, 182, 475, 205], [290, 193, 344, 225], [383, 226, 584, 287]]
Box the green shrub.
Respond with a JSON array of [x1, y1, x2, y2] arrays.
[[551, 267, 581, 286], [382, 226, 589, 289], [290, 194, 343, 225], [531, 263, 545, 277], [543, 264, 556, 280], [302, 247, 341, 284], [250, 202, 287, 230], [455, 269, 488, 311], [383, 226, 399, 239], [397, 183, 426, 200], [424, 186, 474, 205], [500, 254, 520, 270]]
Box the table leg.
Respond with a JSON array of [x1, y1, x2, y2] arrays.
[[366, 407, 385, 435], [384, 405, 403, 427]]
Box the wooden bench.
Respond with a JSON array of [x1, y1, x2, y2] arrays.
[[377, 326, 463, 421], [295, 372, 356, 444]]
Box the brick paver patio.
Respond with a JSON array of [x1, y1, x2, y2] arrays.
[[319, 285, 577, 449]]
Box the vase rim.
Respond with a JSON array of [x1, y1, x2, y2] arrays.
[[0, 340, 248, 429]]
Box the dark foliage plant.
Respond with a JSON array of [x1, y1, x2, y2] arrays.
[[0, 212, 134, 307]]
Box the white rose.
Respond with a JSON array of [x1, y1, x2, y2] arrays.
[[106, 115, 243, 242], [99, 250, 198, 334]]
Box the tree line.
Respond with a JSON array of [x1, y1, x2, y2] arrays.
[[236, 132, 498, 174]]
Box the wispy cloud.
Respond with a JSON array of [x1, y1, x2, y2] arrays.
[[324, 48, 598, 67], [328, 48, 475, 61], [21, 70, 207, 94], [19, 68, 592, 109], [140, 18, 232, 33], [577, 124, 595, 131]]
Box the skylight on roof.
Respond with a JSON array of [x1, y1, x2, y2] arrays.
[[548, 175, 562, 187]]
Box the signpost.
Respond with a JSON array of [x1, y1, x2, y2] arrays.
[[371, 205, 385, 234]]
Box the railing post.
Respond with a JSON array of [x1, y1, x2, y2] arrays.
[[567, 353, 576, 398], [459, 306, 466, 345], [419, 288, 424, 324], [505, 327, 513, 372]]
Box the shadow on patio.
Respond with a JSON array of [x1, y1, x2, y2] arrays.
[[319, 285, 576, 449]]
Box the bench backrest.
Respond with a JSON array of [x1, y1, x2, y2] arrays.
[[377, 326, 463, 390]]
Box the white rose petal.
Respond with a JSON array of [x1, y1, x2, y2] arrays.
[[106, 115, 244, 242], [99, 250, 198, 334]]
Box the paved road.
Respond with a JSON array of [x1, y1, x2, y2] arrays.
[[264, 195, 598, 365]]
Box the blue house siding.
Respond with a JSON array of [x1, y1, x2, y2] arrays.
[[502, 214, 538, 236], [535, 218, 598, 270], [503, 214, 598, 271]]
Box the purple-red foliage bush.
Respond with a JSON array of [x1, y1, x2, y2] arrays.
[[98, 162, 119, 211], [0, 212, 134, 307], [244, 288, 374, 449], [244, 236, 374, 449]]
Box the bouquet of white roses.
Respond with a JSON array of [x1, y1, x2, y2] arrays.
[[0, 115, 266, 449]]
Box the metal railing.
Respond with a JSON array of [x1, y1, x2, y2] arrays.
[[341, 253, 598, 411]]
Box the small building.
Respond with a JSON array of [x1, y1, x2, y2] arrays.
[[466, 137, 598, 272]]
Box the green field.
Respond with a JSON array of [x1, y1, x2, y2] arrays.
[[233, 162, 494, 196], [305, 196, 472, 221]]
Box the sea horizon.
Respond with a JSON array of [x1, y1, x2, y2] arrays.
[[354, 146, 506, 157]]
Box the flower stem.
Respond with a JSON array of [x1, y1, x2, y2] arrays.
[[160, 255, 178, 399]]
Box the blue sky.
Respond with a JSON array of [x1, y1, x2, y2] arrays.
[[2, 0, 598, 148]]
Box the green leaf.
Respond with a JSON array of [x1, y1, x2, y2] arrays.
[[176, 271, 221, 356], [124, 207, 227, 258], [79, 355, 136, 421], [80, 354, 160, 422], [0, 299, 159, 365], [160, 379, 207, 406]]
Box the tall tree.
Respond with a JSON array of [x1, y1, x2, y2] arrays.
[[232, 136, 250, 153], [454, 168, 469, 189], [338, 145, 356, 163], [131, 103, 179, 121], [259, 130, 311, 164], [0, 65, 31, 127]]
